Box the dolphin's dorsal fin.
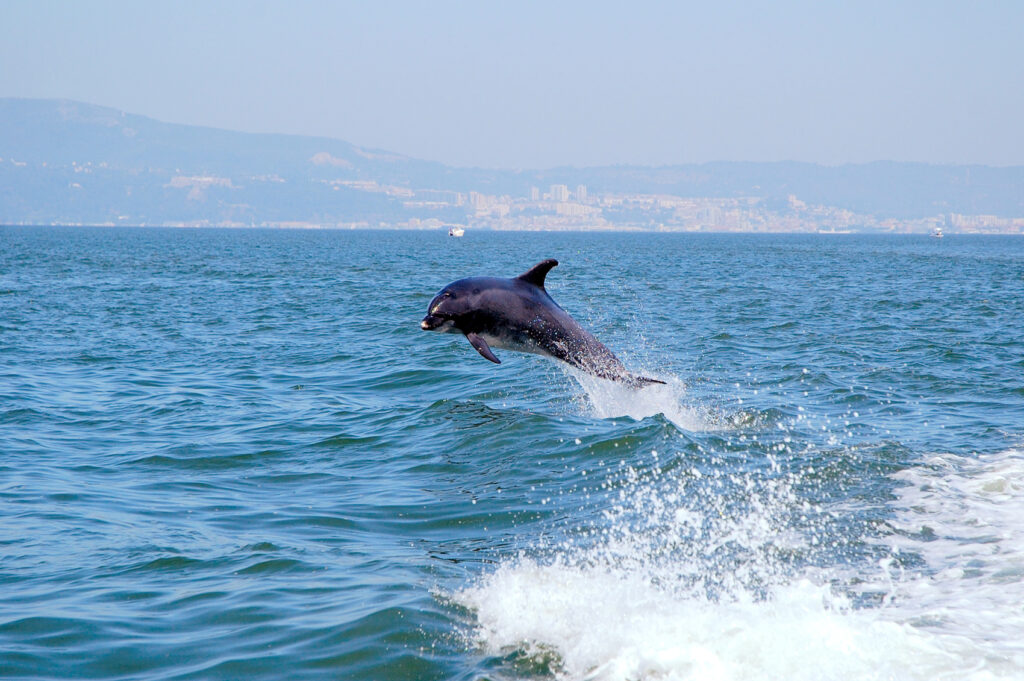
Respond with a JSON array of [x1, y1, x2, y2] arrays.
[[516, 259, 558, 288]]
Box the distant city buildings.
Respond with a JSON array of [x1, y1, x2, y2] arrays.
[[386, 181, 1024, 234], [7, 152, 1022, 233], [324, 175, 1024, 234], [549, 184, 569, 202]]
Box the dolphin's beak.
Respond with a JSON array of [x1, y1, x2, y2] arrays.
[[421, 314, 444, 331]]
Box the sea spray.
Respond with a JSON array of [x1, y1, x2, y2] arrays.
[[454, 458, 970, 681], [565, 368, 709, 431]]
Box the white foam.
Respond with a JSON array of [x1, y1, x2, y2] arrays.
[[453, 450, 1024, 680], [567, 370, 709, 431], [870, 448, 1024, 667], [458, 561, 958, 681]]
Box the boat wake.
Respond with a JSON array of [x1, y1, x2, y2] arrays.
[[870, 448, 1024, 666], [453, 448, 1024, 680]]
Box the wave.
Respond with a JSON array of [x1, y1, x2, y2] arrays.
[[452, 448, 1024, 680], [457, 562, 954, 681]]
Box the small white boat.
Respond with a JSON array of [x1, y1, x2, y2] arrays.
[[931, 227, 944, 238], [448, 226, 465, 237]]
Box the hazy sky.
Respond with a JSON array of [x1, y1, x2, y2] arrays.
[[2, 0, 1022, 168]]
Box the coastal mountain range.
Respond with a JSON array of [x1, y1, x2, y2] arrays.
[[1, 97, 1022, 228]]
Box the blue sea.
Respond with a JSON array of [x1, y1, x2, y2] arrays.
[[2, 227, 1023, 680]]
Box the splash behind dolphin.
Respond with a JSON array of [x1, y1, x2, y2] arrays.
[[420, 259, 664, 388]]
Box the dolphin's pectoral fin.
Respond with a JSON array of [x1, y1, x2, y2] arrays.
[[466, 333, 501, 364], [516, 259, 558, 289]]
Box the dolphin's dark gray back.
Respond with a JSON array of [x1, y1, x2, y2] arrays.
[[512, 273, 631, 380]]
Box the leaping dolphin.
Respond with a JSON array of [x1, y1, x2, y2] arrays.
[[420, 259, 664, 388]]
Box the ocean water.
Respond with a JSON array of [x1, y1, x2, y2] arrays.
[[2, 226, 1023, 681]]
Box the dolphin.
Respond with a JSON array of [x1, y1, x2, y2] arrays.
[[420, 259, 664, 387]]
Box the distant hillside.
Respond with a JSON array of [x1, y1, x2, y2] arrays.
[[1, 98, 1022, 227], [0, 98, 469, 225]]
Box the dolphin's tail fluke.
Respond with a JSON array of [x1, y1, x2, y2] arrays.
[[626, 374, 667, 388]]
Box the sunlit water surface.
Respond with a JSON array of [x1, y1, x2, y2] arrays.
[[2, 227, 1023, 680]]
